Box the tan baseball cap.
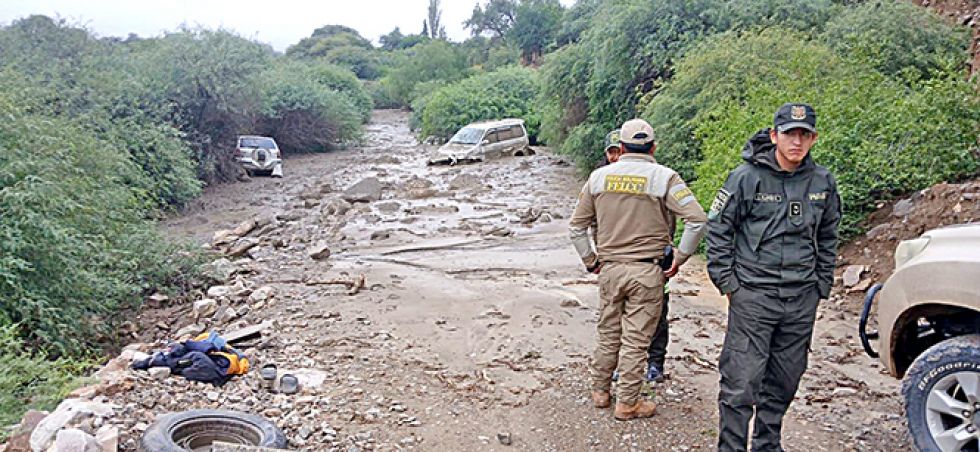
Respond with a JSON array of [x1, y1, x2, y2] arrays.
[[619, 119, 655, 145]]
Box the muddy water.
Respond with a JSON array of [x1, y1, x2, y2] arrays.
[[155, 110, 909, 450]]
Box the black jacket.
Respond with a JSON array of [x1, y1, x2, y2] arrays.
[[706, 128, 841, 299]]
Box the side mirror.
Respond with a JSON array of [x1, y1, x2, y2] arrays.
[[481, 139, 490, 145]]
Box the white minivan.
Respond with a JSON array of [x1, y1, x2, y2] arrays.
[[428, 119, 533, 165]]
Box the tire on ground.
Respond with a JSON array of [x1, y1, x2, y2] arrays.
[[901, 334, 980, 452], [139, 409, 288, 451]]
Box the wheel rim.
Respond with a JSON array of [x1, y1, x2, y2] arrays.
[[926, 371, 980, 451], [169, 415, 264, 451]]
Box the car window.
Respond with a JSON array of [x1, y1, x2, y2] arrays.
[[449, 127, 485, 145], [495, 128, 514, 141], [485, 131, 501, 144], [509, 125, 525, 138], [240, 137, 276, 149]]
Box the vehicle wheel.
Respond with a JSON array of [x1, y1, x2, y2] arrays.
[[902, 334, 980, 452], [139, 409, 288, 451]]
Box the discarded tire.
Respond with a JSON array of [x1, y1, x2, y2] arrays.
[[139, 409, 288, 451]]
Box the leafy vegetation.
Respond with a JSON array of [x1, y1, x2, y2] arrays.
[[646, 29, 979, 236], [413, 66, 541, 141], [0, 324, 89, 440]]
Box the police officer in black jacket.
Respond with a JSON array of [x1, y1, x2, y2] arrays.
[[706, 103, 842, 451]]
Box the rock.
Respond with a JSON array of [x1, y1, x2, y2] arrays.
[[232, 220, 257, 237], [204, 258, 237, 283], [207, 286, 233, 299], [193, 299, 218, 318], [276, 211, 303, 222], [147, 293, 169, 304], [249, 286, 276, 303], [298, 426, 314, 440], [842, 265, 866, 288], [847, 278, 873, 293], [370, 230, 391, 241], [53, 429, 99, 452], [228, 238, 260, 258], [374, 201, 401, 214], [560, 298, 585, 308], [215, 306, 238, 324], [833, 387, 859, 397], [291, 369, 328, 390], [341, 178, 384, 203], [891, 199, 914, 218], [206, 391, 220, 402], [174, 324, 205, 339], [4, 409, 47, 452], [95, 426, 118, 452], [865, 223, 891, 241], [321, 197, 353, 216], [30, 400, 115, 452], [309, 242, 331, 260], [497, 432, 513, 446], [482, 226, 512, 237], [212, 230, 239, 246], [148, 367, 171, 381]]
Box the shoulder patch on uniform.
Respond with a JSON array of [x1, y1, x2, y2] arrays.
[[668, 184, 695, 206], [604, 175, 648, 195], [708, 188, 731, 220]]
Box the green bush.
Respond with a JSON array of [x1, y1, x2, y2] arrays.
[[378, 40, 471, 108], [253, 61, 363, 153], [0, 323, 88, 440], [653, 29, 979, 237], [413, 67, 541, 141], [0, 94, 207, 354], [821, 1, 970, 81], [538, 0, 835, 170]]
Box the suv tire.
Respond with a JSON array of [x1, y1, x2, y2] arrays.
[[139, 409, 288, 451], [902, 334, 980, 452]]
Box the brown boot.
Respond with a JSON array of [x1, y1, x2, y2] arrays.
[[591, 390, 611, 409], [614, 400, 656, 420]]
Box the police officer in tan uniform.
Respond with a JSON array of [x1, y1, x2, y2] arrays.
[[569, 119, 708, 420]]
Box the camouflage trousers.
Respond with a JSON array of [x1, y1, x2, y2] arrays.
[[590, 262, 665, 405]]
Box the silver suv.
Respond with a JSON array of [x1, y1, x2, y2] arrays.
[[859, 223, 980, 451], [235, 135, 283, 177], [428, 119, 533, 165]]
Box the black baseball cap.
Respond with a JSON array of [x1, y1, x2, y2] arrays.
[[773, 103, 816, 133]]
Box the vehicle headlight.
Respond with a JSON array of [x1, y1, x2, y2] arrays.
[[894, 237, 930, 269]]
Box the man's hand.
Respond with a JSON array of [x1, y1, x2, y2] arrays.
[[664, 260, 681, 278]]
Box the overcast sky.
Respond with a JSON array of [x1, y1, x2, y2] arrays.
[[0, 0, 575, 51]]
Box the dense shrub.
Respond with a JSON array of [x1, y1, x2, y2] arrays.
[[538, 0, 835, 170], [413, 67, 541, 141], [253, 62, 363, 153], [0, 93, 207, 355], [378, 40, 471, 108], [821, 1, 970, 81], [652, 30, 979, 236], [0, 324, 88, 439]]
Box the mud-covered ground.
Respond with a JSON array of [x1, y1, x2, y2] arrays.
[[111, 110, 910, 450]]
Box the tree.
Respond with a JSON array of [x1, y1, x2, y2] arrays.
[[426, 0, 446, 39], [465, 0, 516, 39], [508, 0, 563, 65], [286, 24, 373, 59], [380, 27, 405, 50]]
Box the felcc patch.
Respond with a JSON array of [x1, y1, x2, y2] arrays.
[[708, 188, 731, 220]]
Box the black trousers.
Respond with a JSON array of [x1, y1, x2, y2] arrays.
[[646, 292, 669, 370], [717, 285, 819, 452]]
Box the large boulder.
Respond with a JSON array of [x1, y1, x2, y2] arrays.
[[341, 178, 384, 203], [53, 429, 99, 452]]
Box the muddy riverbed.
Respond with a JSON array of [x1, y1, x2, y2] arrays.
[[119, 110, 909, 450]]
